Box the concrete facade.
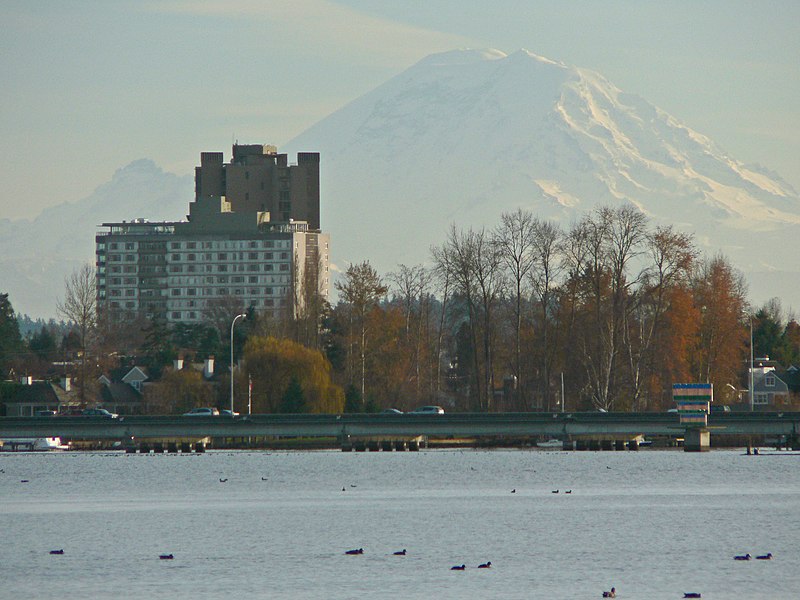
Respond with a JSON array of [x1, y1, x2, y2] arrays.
[[195, 144, 320, 229]]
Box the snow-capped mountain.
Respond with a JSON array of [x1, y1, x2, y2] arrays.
[[285, 48, 800, 306], [0, 160, 192, 318]]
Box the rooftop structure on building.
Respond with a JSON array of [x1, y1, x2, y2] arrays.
[[96, 145, 329, 324]]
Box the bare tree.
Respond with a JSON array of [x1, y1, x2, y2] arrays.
[[529, 218, 564, 410], [495, 209, 535, 410], [56, 263, 98, 402], [432, 225, 503, 411], [335, 261, 388, 399], [389, 264, 433, 403], [625, 226, 696, 410]]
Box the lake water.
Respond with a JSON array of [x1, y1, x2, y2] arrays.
[[1, 448, 798, 599]]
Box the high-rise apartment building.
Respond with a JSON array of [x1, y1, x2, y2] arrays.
[[96, 146, 329, 324]]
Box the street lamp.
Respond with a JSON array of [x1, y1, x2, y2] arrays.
[[749, 314, 754, 412], [230, 313, 247, 414]]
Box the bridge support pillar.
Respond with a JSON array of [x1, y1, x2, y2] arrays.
[[408, 440, 419, 451], [600, 440, 613, 451], [684, 428, 710, 452], [395, 440, 407, 451], [562, 440, 574, 451], [194, 442, 205, 453], [588, 440, 600, 451], [180, 442, 191, 453], [614, 440, 625, 451], [627, 440, 639, 451]]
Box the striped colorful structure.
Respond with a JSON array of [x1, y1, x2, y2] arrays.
[[673, 383, 712, 426]]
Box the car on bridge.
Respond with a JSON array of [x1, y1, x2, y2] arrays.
[[410, 406, 445, 415], [183, 407, 220, 417], [82, 408, 118, 419], [381, 408, 404, 415]]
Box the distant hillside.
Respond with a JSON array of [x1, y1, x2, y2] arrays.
[[0, 160, 192, 318]]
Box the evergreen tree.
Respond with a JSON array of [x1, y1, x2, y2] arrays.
[[344, 384, 362, 413], [279, 376, 306, 413], [0, 293, 23, 377]]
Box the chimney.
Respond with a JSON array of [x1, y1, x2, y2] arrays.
[[61, 376, 71, 392], [204, 357, 215, 379], [174, 358, 184, 371]]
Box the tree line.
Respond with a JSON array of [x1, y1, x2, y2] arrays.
[[3, 205, 800, 414]]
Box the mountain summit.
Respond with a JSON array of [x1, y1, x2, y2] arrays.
[[286, 48, 800, 303]]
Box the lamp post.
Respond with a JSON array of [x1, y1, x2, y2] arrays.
[[749, 314, 754, 412], [230, 313, 247, 414]]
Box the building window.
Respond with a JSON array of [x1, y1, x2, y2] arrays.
[[171, 242, 181, 249], [218, 253, 227, 260], [187, 288, 197, 296], [125, 289, 135, 297], [280, 264, 289, 271], [217, 276, 228, 284], [187, 242, 196, 249], [125, 243, 135, 250], [248, 276, 258, 283], [172, 312, 181, 319], [280, 252, 288, 260], [265, 241, 274, 249], [218, 265, 227, 272], [264, 264, 273, 272], [765, 374, 776, 387], [172, 289, 182, 296], [754, 393, 769, 405]]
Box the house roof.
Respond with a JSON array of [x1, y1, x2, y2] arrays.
[[100, 382, 142, 405]]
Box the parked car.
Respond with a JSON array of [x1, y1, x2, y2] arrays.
[[183, 407, 220, 416], [35, 410, 57, 417], [710, 404, 731, 413], [220, 409, 240, 417], [82, 408, 118, 418], [381, 408, 404, 415], [410, 405, 445, 415]]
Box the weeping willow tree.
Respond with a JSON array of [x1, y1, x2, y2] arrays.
[[244, 335, 344, 414]]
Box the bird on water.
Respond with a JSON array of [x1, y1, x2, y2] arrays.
[[393, 549, 407, 555], [756, 553, 773, 560], [451, 564, 466, 571], [159, 554, 174, 560], [49, 549, 64, 555], [602, 587, 616, 598], [734, 553, 751, 561], [478, 561, 492, 569], [345, 548, 364, 555]]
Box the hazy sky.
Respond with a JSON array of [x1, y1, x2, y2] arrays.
[[2, 0, 798, 220]]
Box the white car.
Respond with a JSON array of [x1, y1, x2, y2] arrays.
[[410, 405, 445, 415], [183, 407, 220, 416]]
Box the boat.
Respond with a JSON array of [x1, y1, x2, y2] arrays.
[[0, 437, 69, 452], [536, 439, 563, 448]]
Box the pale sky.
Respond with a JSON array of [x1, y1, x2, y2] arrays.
[[2, 0, 798, 220]]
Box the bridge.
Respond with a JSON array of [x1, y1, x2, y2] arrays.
[[1, 412, 798, 451]]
